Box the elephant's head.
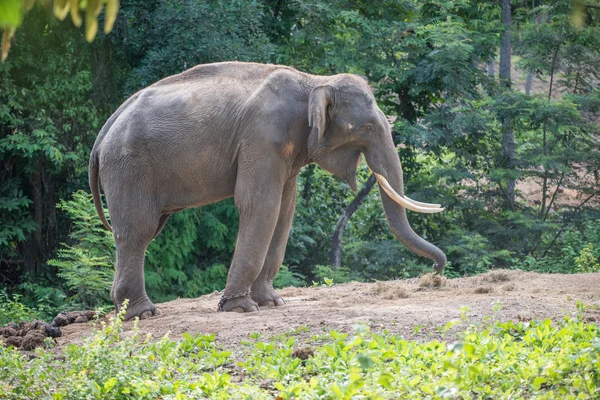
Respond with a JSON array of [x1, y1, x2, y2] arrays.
[[307, 75, 446, 272]]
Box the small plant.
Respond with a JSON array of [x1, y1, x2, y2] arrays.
[[0, 290, 40, 325], [575, 244, 600, 273]]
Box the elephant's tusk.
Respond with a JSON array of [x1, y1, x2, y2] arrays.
[[404, 196, 441, 209], [373, 173, 444, 214]]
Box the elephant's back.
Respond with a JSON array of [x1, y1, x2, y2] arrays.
[[152, 61, 293, 89]]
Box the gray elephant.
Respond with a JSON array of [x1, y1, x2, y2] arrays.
[[89, 61, 446, 320]]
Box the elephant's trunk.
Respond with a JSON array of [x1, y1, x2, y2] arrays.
[[365, 140, 446, 273]]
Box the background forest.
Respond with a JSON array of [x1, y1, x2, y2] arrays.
[[1, 0, 599, 319]]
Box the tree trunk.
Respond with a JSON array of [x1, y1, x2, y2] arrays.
[[500, 0, 516, 210], [24, 160, 44, 279], [499, 0, 512, 90], [540, 42, 560, 218], [525, 1, 542, 96], [525, 72, 533, 95], [488, 56, 495, 77], [330, 174, 376, 268]]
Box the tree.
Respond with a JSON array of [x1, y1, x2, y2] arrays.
[[0, 0, 119, 61], [500, 0, 517, 210], [0, 10, 101, 280]]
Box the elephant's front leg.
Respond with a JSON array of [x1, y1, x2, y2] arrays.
[[251, 179, 297, 307], [219, 166, 284, 313]]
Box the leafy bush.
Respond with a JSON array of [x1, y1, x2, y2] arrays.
[[48, 191, 115, 308], [575, 244, 600, 273], [1, 310, 598, 398], [312, 265, 357, 284], [0, 290, 40, 325], [179, 263, 229, 298], [145, 202, 238, 302], [16, 282, 67, 322], [273, 265, 306, 289], [518, 217, 600, 274], [343, 240, 431, 280]]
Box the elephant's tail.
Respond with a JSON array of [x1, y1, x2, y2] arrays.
[[89, 148, 112, 232], [88, 92, 143, 233]]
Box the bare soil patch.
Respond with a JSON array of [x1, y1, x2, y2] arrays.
[[53, 271, 600, 351]]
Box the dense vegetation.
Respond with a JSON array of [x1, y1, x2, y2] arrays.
[[1, 305, 599, 398], [1, 0, 599, 316]]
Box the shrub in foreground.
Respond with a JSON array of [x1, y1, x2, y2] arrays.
[[0, 308, 598, 399]]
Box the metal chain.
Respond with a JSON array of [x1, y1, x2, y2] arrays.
[[217, 289, 251, 312]]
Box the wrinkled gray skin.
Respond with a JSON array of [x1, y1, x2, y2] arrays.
[[89, 62, 446, 320]]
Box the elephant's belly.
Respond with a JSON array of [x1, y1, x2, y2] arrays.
[[156, 150, 238, 212]]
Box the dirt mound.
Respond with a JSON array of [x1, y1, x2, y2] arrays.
[[1, 310, 101, 350], [54, 271, 600, 351]]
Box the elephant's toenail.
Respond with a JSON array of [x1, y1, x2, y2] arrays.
[[154, 308, 161, 316], [140, 311, 153, 319], [232, 307, 245, 313], [262, 300, 275, 307], [274, 298, 285, 306], [247, 305, 259, 312]]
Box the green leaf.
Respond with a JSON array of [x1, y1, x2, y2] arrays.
[[103, 377, 117, 393], [0, 0, 23, 27]]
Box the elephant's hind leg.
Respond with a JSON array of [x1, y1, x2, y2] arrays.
[[251, 179, 296, 307], [107, 190, 162, 320]]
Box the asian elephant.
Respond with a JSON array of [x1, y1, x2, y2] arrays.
[[89, 61, 446, 320]]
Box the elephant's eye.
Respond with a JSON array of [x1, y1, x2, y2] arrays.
[[364, 123, 375, 133]]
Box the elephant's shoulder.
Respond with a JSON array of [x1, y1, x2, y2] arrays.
[[261, 68, 314, 96]]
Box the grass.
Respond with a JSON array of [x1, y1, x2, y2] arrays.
[[1, 306, 599, 399], [418, 273, 446, 288], [481, 269, 513, 283]]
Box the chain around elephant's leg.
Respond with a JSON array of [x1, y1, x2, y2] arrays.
[[220, 162, 284, 312]]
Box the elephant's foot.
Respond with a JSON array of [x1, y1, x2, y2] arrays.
[[114, 294, 159, 321], [250, 283, 285, 307], [219, 294, 259, 313]]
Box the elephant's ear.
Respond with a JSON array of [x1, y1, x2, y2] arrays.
[[308, 85, 334, 140]]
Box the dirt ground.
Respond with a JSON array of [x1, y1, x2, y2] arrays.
[[57, 271, 600, 350]]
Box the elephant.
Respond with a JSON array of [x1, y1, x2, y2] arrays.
[[89, 61, 446, 320]]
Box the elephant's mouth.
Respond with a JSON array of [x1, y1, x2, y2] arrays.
[[372, 172, 444, 214]]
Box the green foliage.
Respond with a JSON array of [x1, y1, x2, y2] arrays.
[[520, 217, 600, 273], [0, 0, 120, 54], [575, 244, 600, 273], [179, 263, 229, 299], [114, 0, 275, 94], [16, 281, 68, 321], [312, 265, 356, 284], [48, 191, 115, 308], [1, 311, 599, 398], [0, 290, 40, 325], [145, 202, 238, 302], [273, 265, 306, 289], [0, 179, 35, 257], [0, 10, 102, 280]]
